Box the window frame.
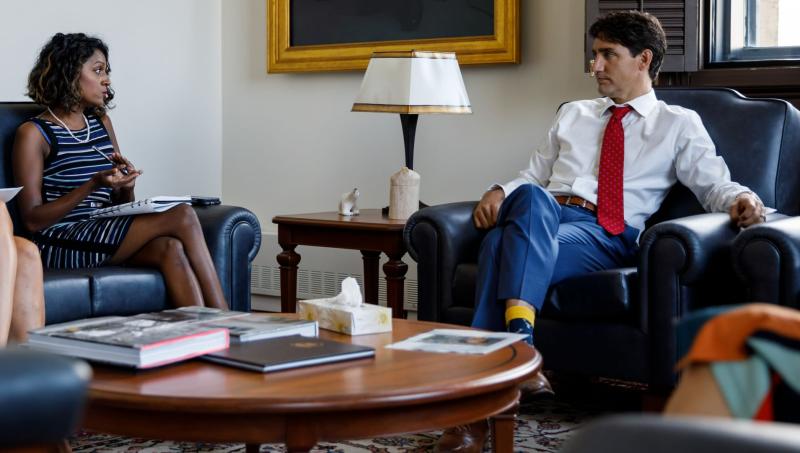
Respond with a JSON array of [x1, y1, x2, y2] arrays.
[[708, 0, 800, 65]]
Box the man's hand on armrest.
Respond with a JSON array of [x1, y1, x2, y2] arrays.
[[729, 192, 766, 228], [473, 188, 505, 229]]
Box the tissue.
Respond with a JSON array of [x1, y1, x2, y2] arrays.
[[297, 277, 392, 335]]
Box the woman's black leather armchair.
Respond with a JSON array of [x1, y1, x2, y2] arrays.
[[404, 88, 800, 391]]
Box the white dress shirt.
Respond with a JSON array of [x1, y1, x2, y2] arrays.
[[498, 90, 755, 232]]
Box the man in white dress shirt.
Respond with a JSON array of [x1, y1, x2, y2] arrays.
[[435, 10, 765, 453]]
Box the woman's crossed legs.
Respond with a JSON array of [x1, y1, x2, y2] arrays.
[[109, 204, 226, 309]]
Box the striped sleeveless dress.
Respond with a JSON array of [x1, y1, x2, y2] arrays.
[[29, 114, 134, 269]]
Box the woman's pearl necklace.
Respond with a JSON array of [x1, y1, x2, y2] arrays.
[[46, 107, 91, 143]]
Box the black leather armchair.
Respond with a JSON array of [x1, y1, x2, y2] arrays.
[[404, 88, 800, 390], [0, 349, 91, 449], [733, 216, 800, 307], [1, 102, 262, 323], [561, 415, 800, 453]]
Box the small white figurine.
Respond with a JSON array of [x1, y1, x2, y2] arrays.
[[338, 188, 360, 216]]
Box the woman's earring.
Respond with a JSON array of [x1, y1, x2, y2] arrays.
[[588, 59, 596, 78]]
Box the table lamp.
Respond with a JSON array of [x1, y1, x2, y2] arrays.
[[352, 51, 471, 212]]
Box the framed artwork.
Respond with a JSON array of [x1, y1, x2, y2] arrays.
[[267, 0, 519, 73]]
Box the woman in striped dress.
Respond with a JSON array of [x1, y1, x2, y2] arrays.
[[13, 33, 226, 309]]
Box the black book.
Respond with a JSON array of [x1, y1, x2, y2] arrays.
[[203, 335, 375, 372]]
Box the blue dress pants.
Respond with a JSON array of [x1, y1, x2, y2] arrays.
[[471, 185, 640, 332]]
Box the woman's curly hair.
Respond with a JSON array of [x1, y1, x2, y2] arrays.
[[27, 33, 114, 117]]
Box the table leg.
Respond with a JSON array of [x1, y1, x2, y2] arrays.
[[361, 250, 380, 304], [277, 244, 300, 313], [491, 401, 519, 453], [383, 251, 408, 319], [286, 417, 318, 452]]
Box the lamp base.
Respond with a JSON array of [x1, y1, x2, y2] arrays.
[[382, 201, 429, 217]]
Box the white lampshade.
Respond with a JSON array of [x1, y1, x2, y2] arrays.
[[352, 51, 471, 114]]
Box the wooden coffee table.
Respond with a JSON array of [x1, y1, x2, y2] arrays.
[[85, 319, 541, 452], [272, 210, 408, 318]]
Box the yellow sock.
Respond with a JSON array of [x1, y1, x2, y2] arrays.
[[505, 305, 535, 326]]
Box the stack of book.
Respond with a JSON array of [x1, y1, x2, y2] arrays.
[[26, 307, 242, 369], [25, 308, 377, 372]]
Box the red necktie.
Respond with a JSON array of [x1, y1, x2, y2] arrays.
[[597, 105, 632, 235]]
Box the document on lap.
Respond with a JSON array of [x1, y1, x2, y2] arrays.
[[90, 195, 191, 218]]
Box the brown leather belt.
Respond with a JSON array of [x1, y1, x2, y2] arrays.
[[554, 195, 597, 213]]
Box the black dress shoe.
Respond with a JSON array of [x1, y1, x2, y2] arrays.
[[434, 419, 489, 453], [519, 371, 555, 402]]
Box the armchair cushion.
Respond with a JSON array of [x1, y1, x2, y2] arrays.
[[43, 270, 93, 324], [89, 267, 168, 317], [454, 263, 638, 322], [543, 268, 638, 321]]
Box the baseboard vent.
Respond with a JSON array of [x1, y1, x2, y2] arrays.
[[251, 263, 418, 312]]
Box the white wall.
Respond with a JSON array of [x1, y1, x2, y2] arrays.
[[0, 0, 222, 199], [221, 0, 598, 232]]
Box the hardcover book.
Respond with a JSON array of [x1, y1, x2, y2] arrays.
[[25, 307, 239, 368], [203, 314, 318, 343], [203, 335, 375, 372]]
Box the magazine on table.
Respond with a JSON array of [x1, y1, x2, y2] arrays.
[[386, 329, 528, 355], [89, 196, 191, 218], [203, 335, 374, 373], [202, 313, 318, 343]]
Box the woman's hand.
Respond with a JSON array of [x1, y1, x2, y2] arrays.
[[110, 152, 141, 190], [92, 166, 141, 191]]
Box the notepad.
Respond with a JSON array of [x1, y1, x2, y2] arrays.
[[90, 196, 191, 218], [0, 187, 22, 203]]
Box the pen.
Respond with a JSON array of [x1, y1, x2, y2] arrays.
[[93, 146, 129, 175]]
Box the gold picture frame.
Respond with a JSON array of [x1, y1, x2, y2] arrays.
[[267, 0, 519, 73]]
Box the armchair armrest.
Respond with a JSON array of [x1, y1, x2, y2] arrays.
[[562, 414, 800, 453], [194, 204, 262, 312], [403, 201, 484, 321], [0, 349, 91, 447], [638, 212, 740, 389], [732, 215, 800, 306]]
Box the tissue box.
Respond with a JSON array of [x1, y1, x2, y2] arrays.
[[297, 299, 392, 335]]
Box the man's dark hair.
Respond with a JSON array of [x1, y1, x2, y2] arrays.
[[589, 11, 667, 81], [27, 33, 114, 117]]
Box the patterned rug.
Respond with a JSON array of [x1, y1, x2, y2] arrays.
[[70, 384, 638, 453]]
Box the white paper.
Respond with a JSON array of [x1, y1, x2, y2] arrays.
[[0, 187, 22, 203], [387, 329, 528, 355]]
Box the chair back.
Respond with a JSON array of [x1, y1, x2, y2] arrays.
[[0, 102, 43, 235], [646, 88, 800, 228]]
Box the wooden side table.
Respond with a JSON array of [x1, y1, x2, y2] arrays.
[[272, 209, 408, 318]]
